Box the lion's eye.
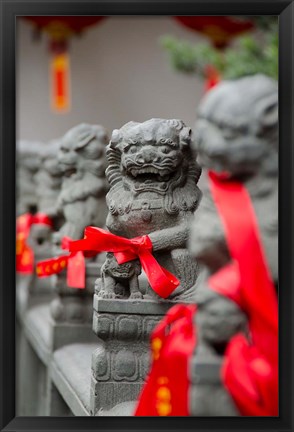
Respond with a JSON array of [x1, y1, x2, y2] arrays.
[[129, 145, 137, 154], [160, 146, 170, 154]]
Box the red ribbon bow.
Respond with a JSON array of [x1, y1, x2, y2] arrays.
[[69, 226, 180, 298], [16, 212, 53, 274], [36, 236, 86, 289]]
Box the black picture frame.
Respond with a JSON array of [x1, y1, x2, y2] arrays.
[[0, 1, 293, 431]]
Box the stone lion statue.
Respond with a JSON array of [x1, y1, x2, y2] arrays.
[[34, 139, 64, 214], [53, 123, 109, 241], [16, 140, 43, 216], [190, 74, 278, 285], [97, 118, 202, 300], [188, 74, 278, 416], [26, 139, 65, 260]]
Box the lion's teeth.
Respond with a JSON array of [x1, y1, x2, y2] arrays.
[[130, 166, 163, 176]]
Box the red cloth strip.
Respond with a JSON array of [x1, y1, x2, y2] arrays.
[[69, 226, 179, 298], [208, 171, 278, 362], [36, 254, 69, 277], [208, 171, 278, 416], [36, 236, 86, 289], [16, 212, 53, 274], [135, 304, 197, 416]]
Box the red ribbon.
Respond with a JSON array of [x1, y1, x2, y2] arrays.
[[208, 171, 278, 416], [68, 226, 180, 298], [36, 236, 86, 289], [16, 212, 53, 274], [135, 304, 197, 416]]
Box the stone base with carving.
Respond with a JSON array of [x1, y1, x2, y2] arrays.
[[90, 298, 175, 415]]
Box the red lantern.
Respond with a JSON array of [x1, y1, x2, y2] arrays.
[[175, 16, 254, 49], [24, 17, 106, 112]]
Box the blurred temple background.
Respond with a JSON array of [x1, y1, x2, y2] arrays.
[[17, 16, 277, 142], [17, 16, 207, 141]]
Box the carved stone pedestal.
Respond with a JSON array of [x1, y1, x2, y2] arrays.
[[90, 298, 174, 415], [50, 261, 100, 331], [189, 354, 239, 416]]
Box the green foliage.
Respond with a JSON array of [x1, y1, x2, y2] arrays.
[[160, 19, 278, 80]]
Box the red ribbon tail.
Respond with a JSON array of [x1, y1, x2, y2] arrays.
[[66, 251, 86, 289], [139, 250, 179, 298]]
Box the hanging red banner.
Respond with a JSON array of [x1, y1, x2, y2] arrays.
[[50, 52, 70, 112], [24, 16, 106, 113]]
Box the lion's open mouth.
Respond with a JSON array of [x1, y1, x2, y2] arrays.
[[63, 167, 77, 177], [127, 167, 172, 183]]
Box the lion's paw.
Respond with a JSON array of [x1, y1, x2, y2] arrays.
[[98, 290, 116, 299]]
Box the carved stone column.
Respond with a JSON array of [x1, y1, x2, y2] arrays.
[[91, 118, 202, 414]]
